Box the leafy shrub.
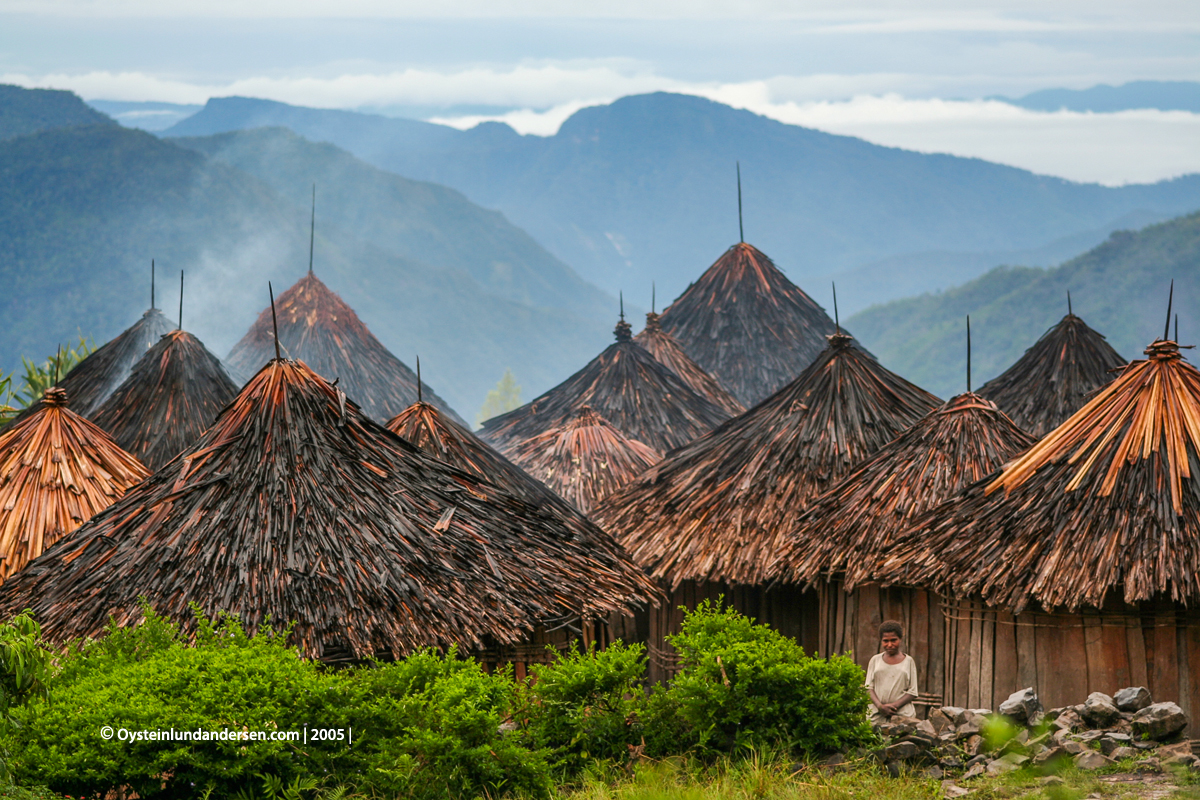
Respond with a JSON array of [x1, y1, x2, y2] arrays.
[[8, 609, 342, 799], [333, 649, 552, 800], [0, 612, 53, 780], [660, 600, 873, 756], [518, 642, 646, 775]]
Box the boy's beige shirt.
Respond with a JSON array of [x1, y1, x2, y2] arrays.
[[865, 652, 918, 717]]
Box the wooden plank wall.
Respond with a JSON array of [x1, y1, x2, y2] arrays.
[[646, 579, 820, 683]]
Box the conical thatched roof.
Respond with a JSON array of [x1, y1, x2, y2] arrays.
[[978, 313, 1126, 437], [0, 359, 657, 658], [884, 338, 1200, 613], [594, 333, 940, 588], [635, 312, 744, 416], [659, 243, 856, 407], [8, 308, 174, 426], [479, 316, 732, 454], [226, 273, 463, 425], [504, 406, 661, 515], [776, 392, 1035, 590], [92, 330, 239, 471], [0, 388, 148, 583], [386, 399, 572, 512]]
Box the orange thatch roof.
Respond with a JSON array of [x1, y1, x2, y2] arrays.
[[635, 312, 744, 416], [594, 333, 940, 588], [93, 330, 239, 471], [978, 312, 1126, 437], [776, 392, 1035, 590], [479, 316, 732, 454], [659, 242, 857, 406], [226, 272, 463, 425], [0, 388, 148, 582], [0, 360, 657, 658], [885, 338, 1200, 612], [503, 406, 661, 514]]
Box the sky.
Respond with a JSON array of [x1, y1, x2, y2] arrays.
[[2, 0, 1199, 184]]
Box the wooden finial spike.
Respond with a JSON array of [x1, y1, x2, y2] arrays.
[[736, 161, 744, 244], [269, 282, 282, 361], [1067, 290, 1072, 316], [178, 270, 184, 330], [652, 282, 656, 314], [832, 282, 840, 333], [1164, 279, 1174, 341], [1176, 314, 1179, 344], [53, 344, 61, 386], [967, 315, 972, 394], [619, 291, 625, 322], [417, 355, 422, 404], [308, 183, 316, 275], [151, 259, 156, 309]]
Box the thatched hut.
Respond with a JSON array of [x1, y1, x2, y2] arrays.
[[0, 358, 656, 664], [0, 387, 148, 582], [880, 337, 1200, 729], [658, 242, 855, 407], [978, 311, 1125, 437], [635, 312, 744, 416], [504, 406, 661, 515], [479, 315, 731, 455], [92, 330, 239, 471], [226, 272, 463, 425], [773, 392, 1035, 703], [594, 333, 939, 679]]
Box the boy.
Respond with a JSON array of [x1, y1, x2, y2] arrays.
[[865, 620, 918, 720]]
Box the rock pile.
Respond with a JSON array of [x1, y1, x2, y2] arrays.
[[868, 686, 1196, 780]]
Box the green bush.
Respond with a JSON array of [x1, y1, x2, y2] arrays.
[[8, 609, 342, 799], [660, 600, 873, 756], [519, 642, 646, 775], [0, 612, 53, 781], [333, 649, 552, 800]]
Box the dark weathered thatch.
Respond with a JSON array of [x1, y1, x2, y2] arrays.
[[977, 312, 1126, 437], [635, 312, 744, 416], [8, 308, 174, 425], [777, 392, 1035, 590], [479, 316, 732, 454], [0, 388, 148, 582], [0, 358, 657, 658], [504, 406, 661, 514], [659, 243, 857, 406], [594, 333, 940, 588], [885, 338, 1200, 613], [226, 272, 463, 425], [92, 330, 240, 471]]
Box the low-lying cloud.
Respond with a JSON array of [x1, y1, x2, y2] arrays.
[[7, 65, 1200, 185]]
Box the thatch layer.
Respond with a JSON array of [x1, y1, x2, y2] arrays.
[[504, 406, 661, 514], [0, 360, 656, 658], [93, 331, 239, 471], [978, 313, 1126, 437], [594, 334, 940, 587], [635, 312, 744, 416], [226, 273, 463, 425], [8, 308, 173, 425], [885, 339, 1200, 612], [777, 393, 1035, 589], [479, 317, 731, 454], [0, 388, 148, 582], [659, 243, 854, 406]]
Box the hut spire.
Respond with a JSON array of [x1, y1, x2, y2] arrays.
[[1175, 314, 1179, 344], [151, 259, 156, 310], [832, 282, 840, 334], [1163, 279, 1174, 341], [268, 282, 281, 362], [615, 292, 633, 342], [736, 161, 744, 243], [178, 270, 184, 331], [966, 315, 972, 393], [652, 282, 656, 315], [416, 355, 422, 404], [1067, 290, 1072, 316], [308, 183, 316, 276]]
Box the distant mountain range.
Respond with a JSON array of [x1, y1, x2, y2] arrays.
[[847, 211, 1200, 400], [0, 86, 618, 415], [997, 80, 1200, 114], [162, 92, 1200, 308]]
